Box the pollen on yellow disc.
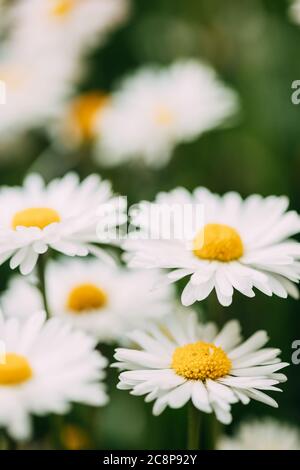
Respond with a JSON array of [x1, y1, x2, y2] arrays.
[[66, 92, 110, 142], [154, 105, 174, 126], [50, 0, 76, 17], [172, 341, 231, 381], [67, 283, 108, 313], [0, 353, 33, 386], [193, 223, 244, 262], [12, 207, 61, 230]]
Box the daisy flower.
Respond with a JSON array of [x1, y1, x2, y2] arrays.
[[114, 311, 288, 425], [0, 172, 126, 275], [95, 60, 238, 168], [0, 42, 75, 137], [45, 258, 174, 343], [217, 418, 300, 450], [124, 187, 300, 306], [8, 0, 129, 56], [0, 311, 108, 440]]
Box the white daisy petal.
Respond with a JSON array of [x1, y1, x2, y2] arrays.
[[0, 312, 108, 440], [114, 312, 287, 425], [0, 173, 126, 275], [123, 186, 300, 306], [191, 381, 212, 413]]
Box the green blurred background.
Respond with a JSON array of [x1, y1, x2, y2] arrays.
[[1, 0, 300, 449]]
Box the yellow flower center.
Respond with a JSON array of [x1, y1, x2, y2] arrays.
[[50, 0, 76, 17], [12, 207, 61, 230], [154, 105, 174, 126], [0, 353, 33, 386], [66, 92, 110, 141], [193, 223, 244, 262], [67, 283, 108, 313], [172, 341, 231, 381]]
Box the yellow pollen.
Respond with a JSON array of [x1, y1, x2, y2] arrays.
[[154, 105, 174, 125], [67, 283, 108, 313], [66, 92, 110, 141], [50, 0, 76, 17], [12, 207, 61, 230], [172, 341, 231, 381], [0, 353, 33, 386], [193, 223, 244, 262]]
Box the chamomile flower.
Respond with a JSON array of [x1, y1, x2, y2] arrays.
[[0, 172, 126, 275], [217, 418, 300, 450], [95, 60, 238, 168], [0, 311, 108, 440], [9, 0, 129, 56], [45, 258, 174, 343], [114, 312, 288, 425], [0, 42, 74, 137], [124, 187, 300, 306]]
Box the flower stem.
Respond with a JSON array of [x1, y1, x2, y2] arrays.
[[37, 252, 50, 319], [187, 403, 201, 450]]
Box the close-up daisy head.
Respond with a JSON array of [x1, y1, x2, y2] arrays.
[[114, 311, 288, 425], [95, 60, 238, 168], [0, 172, 126, 274], [217, 418, 300, 450], [45, 258, 174, 343], [124, 187, 300, 306], [0, 311, 108, 441], [8, 0, 130, 56]]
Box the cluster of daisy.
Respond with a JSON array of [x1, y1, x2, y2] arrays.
[[0, 172, 175, 441], [52, 59, 238, 169], [0, 0, 129, 140], [0, 1, 299, 452], [0, 172, 299, 448]]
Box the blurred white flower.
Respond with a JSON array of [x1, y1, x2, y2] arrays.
[[95, 60, 238, 168], [8, 0, 129, 56], [0, 276, 43, 319], [0, 311, 108, 441], [0, 42, 75, 137], [0, 172, 126, 275], [218, 418, 300, 450], [124, 187, 300, 306], [290, 1, 300, 24], [114, 311, 288, 424], [46, 258, 174, 343]]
